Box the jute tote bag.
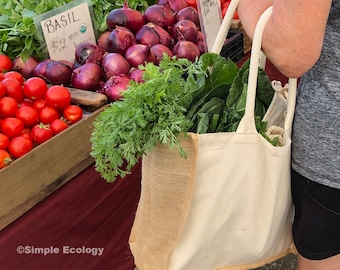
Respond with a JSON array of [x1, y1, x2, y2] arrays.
[[130, 5, 297, 270]]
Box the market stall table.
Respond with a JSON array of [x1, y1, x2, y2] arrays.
[[0, 162, 141, 270]]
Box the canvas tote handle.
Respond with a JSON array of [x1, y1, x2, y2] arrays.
[[212, 2, 297, 134]]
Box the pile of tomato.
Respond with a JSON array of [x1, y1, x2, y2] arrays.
[[221, 0, 239, 19], [0, 54, 83, 169]]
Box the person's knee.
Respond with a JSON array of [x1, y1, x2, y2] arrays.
[[297, 253, 340, 270]]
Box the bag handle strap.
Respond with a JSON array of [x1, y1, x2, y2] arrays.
[[212, 3, 297, 134]]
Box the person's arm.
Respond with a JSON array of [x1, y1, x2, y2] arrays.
[[238, 0, 332, 78]]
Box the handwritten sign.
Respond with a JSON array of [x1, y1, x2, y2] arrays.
[[197, 0, 222, 52], [38, 2, 96, 62]]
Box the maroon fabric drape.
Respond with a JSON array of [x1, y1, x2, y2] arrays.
[[0, 163, 141, 270]]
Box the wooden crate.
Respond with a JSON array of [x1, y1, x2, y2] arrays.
[[231, 19, 252, 54], [0, 106, 106, 230]]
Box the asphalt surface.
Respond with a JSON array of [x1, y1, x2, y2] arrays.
[[253, 253, 297, 270]]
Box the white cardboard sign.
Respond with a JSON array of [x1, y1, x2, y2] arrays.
[[37, 1, 96, 62], [197, 0, 222, 52]]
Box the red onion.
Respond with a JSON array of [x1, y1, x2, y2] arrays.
[[105, 26, 136, 55], [33, 59, 53, 80], [97, 31, 111, 49], [75, 42, 105, 65], [196, 31, 206, 54], [12, 56, 39, 79], [59, 60, 74, 69], [158, 0, 189, 12], [176, 6, 200, 26], [102, 75, 131, 102], [71, 63, 105, 91], [172, 20, 198, 42], [172, 40, 200, 62], [34, 59, 72, 85], [144, 3, 176, 28], [102, 53, 131, 78], [106, 1, 145, 33], [129, 68, 145, 83], [44, 60, 73, 85], [135, 23, 174, 47], [125, 44, 156, 68], [151, 44, 174, 65], [153, 24, 175, 47], [72, 62, 81, 69]]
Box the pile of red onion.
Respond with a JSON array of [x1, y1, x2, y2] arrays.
[[21, 0, 206, 102]]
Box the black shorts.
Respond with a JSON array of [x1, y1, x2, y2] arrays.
[[291, 170, 340, 260]]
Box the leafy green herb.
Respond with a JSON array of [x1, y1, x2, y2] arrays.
[[90, 56, 205, 182]]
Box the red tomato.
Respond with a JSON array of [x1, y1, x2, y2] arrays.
[[39, 106, 60, 124], [15, 106, 39, 127], [233, 10, 239, 19], [222, 6, 227, 17], [0, 117, 24, 138], [63, 105, 83, 124], [185, 0, 197, 9], [0, 73, 5, 81], [8, 136, 33, 158], [31, 123, 53, 144], [220, 0, 228, 6], [222, 1, 230, 8], [45, 85, 71, 111], [4, 71, 25, 84], [2, 77, 25, 102], [20, 99, 34, 107], [50, 118, 69, 135], [0, 149, 12, 169], [0, 81, 6, 98], [0, 54, 12, 72], [0, 133, 10, 149], [20, 128, 32, 140], [23, 77, 48, 100], [33, 99, 47, 112], [0, 96, 19, 117]]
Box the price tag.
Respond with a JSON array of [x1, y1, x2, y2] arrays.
[[34, 1, 96, 62], [197, 0, 222, 52]]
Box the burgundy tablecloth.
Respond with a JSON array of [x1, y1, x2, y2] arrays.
[[0, 163, 141, 270]]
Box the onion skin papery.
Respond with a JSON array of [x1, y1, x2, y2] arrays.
[[75, 42, 105, 65], [102, 75, 131, 102], [105, 26, 136, 55], [106, 1, 145, 33], [34, 59, 73, 85], [150, 44, 174, 65], [12, 56, 39, 79], [102, 53, 131, 78], [125, 44, 156, 68], [71, 63, 106, 91], [172, 40, 200, 62], [172, 19, 198, 43], [144, 3, 176, 28]]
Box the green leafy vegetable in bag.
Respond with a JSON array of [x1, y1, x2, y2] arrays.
[[90, 56, 204, 181], [90, 53, 275, 182]]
